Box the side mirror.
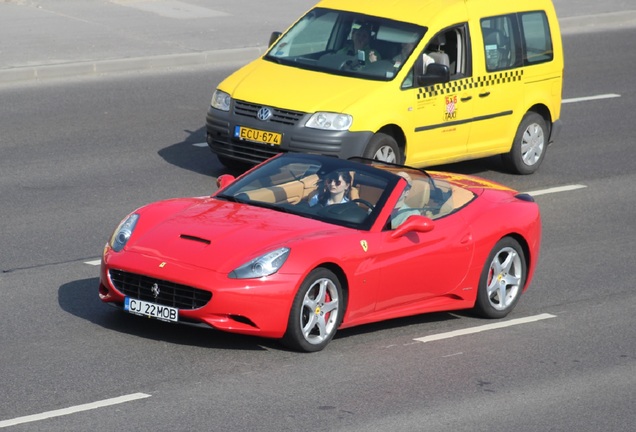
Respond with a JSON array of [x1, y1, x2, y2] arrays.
[[215, 174, 236, 192], [416, 63, 450, 87], [391, 215, 435, 239], [269, 31, 282, 47]]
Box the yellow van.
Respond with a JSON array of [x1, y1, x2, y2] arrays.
[[206, 0, 563, 174]]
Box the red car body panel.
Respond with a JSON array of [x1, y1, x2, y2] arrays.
[[99, 155, 540, 341]]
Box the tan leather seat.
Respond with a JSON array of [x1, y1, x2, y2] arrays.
[[405, 179, 430, 208]]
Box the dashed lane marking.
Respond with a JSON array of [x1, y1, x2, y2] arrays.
[[413, 313, 556, 344], [0, 393, 151, 428], [562, 93, 621, 104], [525, 184, 587, 196]]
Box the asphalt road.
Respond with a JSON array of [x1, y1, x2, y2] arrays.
[[1, 7, 635, 432]]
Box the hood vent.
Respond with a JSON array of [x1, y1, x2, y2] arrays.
[[180, 234, 211, 245]]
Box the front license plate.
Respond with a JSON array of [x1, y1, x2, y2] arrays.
[[234, 126, 282, 145], [124, 297, 178, 322]]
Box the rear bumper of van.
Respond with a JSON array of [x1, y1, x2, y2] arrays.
[[206, 106, 372, 165]]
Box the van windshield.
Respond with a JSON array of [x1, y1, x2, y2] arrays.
[[265, 7, 426, 81]]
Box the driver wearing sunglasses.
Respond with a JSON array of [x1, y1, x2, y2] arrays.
[[309, 170, 353, 207]]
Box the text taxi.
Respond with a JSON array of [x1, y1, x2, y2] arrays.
[[205, 0, 563, 174]]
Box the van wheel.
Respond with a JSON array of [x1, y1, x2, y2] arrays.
[[502, 112, 548, 175], [363, 133, 401, 164]]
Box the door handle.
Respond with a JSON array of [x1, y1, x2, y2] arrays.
[[460, 96, 472, 102], [479, 92, 491, 98]]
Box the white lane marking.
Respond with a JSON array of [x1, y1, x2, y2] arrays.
[[525, 184, 587, 197], [192, 142, 208, 147], [0, 393, 151, 428], [84, 259, 101, 266], [413, 313, 556, 343], [563, 93, 621, 104]]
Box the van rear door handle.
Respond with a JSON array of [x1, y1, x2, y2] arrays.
[[479, 92, 491, 98], [460, 96, 472, 102]]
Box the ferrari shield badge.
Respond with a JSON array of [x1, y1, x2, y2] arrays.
[[360, 240, 368, 252]]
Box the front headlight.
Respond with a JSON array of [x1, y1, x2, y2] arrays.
[[305, 112, 352, 131], [109, 214, 139, 252], [229, 247, 290, 279], [210, 89, 231, 111]]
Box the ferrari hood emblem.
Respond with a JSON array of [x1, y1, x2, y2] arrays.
[[360, 240, 368, 252]]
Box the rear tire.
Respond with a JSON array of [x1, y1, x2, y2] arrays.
[[363, 133, 402, 164], [502, 112, 548, 175], [473, 237, 526, 319]]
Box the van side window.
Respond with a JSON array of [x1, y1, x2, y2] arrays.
[[402, 24, 469, 89], [481, 11, 553, 72], [520, 11, 554, 65], [480, 15, 519, 71], [425, 26, 469, 78]]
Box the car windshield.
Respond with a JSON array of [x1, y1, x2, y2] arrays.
[[265, 7, 426, 81], [215, 154, 400, 230]]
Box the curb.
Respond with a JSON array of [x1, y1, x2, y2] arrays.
[[0, 46, 267, 85]]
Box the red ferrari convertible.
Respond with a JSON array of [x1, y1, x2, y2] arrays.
[[99, 153, 541, 352]]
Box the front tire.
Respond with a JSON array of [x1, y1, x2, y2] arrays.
[[282, 268, 344, 352], [473, 237, 526, 319], [502, 112, 548, 175], [363, 133, 402, 164]]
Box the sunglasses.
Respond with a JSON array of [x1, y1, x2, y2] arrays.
[[326, 178, 343, 186]]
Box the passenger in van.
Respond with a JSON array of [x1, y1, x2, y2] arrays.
[[392, 42, 416, 67], [309, 170, 353, 207], [390, 172, 421, 228], [338, 25, 381, 63]]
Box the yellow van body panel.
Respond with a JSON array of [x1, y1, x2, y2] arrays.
[[206, 0, 563, 174]]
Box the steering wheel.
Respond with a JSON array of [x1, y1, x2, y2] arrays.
[[351, 198, 375, 211]]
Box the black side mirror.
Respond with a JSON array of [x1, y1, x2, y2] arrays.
[[269, 31, 282, 47], [416, 63, 450, 87]]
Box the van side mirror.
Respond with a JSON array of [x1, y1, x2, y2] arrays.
[[269, 31, 282, 47], [416, 63, 450, 87]]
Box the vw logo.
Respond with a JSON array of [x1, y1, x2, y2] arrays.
[[150, 283, 160, 299], [257, 107, 273, 121]]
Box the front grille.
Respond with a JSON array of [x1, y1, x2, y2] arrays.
[[109, 269, 212, 310], [234, 100, 305, 126]]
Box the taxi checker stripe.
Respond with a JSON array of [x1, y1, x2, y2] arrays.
[[417, 69, 523, 99]]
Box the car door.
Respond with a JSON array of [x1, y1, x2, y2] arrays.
[[372, 213, 474, 313], [465, 13, 525, 155], [403, 25, 475, 166]]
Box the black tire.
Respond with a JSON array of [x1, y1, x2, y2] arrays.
[[282, 268, 344, 352], [473, 237, 527, 319], [363, 133, 402, 164], [502, 112, 548, 175]]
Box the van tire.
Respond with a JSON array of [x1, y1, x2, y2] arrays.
[[502, 112, 548, 175], [363, 133, 402, 164]]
